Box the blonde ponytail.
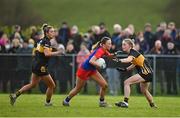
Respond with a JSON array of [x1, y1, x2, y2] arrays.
[[92, 41, 101, 51]]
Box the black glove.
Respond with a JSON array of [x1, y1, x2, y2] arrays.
[[116, 67, 127, 72]]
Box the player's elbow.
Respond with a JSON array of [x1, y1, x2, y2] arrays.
[[101, 82, 108, 90], [89, 59, 94, 65], [44, 52, 52, 57]]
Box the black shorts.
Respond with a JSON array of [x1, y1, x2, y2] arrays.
[[139, 73, 153, 82], [32, 63, 49, 76]]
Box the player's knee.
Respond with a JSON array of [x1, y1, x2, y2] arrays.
[[102, 83, 108, 90], [49, 83, 56, 89], [124, 80, 129, 86], [52, 83, 56, 89]]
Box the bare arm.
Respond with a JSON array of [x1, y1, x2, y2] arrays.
[[44, 48, 61, 57], [89, 56, 101, 68], [119, 56, 134, 63], [106, 53, 115, 59], [126, 64, 135, 71]]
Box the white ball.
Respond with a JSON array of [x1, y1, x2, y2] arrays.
[[96, 58, 106, 69]]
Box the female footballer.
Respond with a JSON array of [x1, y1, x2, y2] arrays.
[[9, 25, 61, 106], [63, 37, 112, 107], [114, 38, 157, 108]]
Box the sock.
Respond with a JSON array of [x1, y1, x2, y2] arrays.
[[65, 96, 71, 102], [15, 91, 21, 97], [100, 98, 104, 102], [124, 97, 129, 103], [46, 99, 51, 103], [150, 102, 155, 107]]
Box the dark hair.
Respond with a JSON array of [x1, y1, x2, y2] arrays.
[[92, 36, 111, 50], [62, 21, 67, 25], [42, 24, 53, 36], [14, 25, 20, 29]]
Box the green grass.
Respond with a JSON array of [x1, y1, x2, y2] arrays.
[[0, 94, 180, 117], [28, 0, 171, 32]]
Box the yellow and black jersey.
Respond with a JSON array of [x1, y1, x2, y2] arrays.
[[32, 37, 52, 76], [129, 49, 153, 76], [32, 40, 41, 56]]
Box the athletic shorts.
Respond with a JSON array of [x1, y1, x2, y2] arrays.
[[139, 73, 153, 82], [76, 67, 97, 80], [32, 63, 49, 76]]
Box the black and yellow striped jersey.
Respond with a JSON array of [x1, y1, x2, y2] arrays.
[[129, 49, 153, 75], [33, 37, 52, 68]]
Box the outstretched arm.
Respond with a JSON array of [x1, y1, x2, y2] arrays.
[[44, 48, 61, 56], [117, 64, 135, 72], [126, 64, 135, 71], [120, 56, 134, 63], [113, 55, 134, 63]]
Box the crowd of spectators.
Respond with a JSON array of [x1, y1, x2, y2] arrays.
[[0, 21, 180, 55]]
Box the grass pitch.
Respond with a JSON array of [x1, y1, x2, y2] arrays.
[[0, 94, 180, 117]]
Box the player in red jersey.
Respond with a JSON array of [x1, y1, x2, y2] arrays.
[[63, 37, 113, 107]]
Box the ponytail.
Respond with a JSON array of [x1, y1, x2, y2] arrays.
[[92, 41, 101, 51], [41, 24, 53, 36], [91, 36, 111, 50]]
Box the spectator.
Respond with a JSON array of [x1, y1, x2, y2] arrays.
[[150, 40, 164, 54], [28, 39, 35, 49], [99, 22, 111, 39], [0, 33, 9, 53], [30, 26, 37, 40], [92, 25, 101, 44], [76, 43, 90, 68], [82, 32, 93, 50], [106, 41, 120, 95], [174, 30, 180, 54], [0, 32, 9, 92], [70, 25, 83, 52], [76, 43, 90, 93], [8, 38, 21, 53], [127, 24, 136, 39], [144, 23, 155, 50], [7, 38, 21, 92], [155, 22, 167, 41], [150, 40, 165, 94], [135, 31, 149, 54], [168, 22, 176, 40], [63, 43, 76, 92], [112, 24, 123, 50], [121, 28, 132, 39], [57, 22, 71, 46], [164, 41, 177, 94], [174, 30, 180, 91], [161, 29, 173, 50], [10, 25, 24, 41], [16, 40, 32, 93], [134, 43, 144, 55], [33, 30, 43, 44], [56, 44, 68, 93]]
